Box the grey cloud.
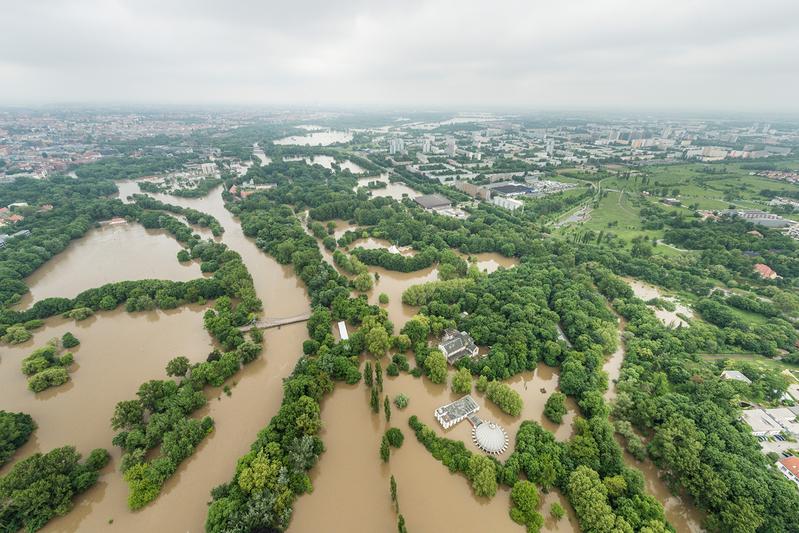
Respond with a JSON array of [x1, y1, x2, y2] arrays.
[[0, 0, 797, 111]]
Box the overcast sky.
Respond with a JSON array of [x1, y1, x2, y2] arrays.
[[1, 0, 797, 112]]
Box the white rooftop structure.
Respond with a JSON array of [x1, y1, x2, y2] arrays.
[[472, 420, 509, 455], [337, 321, 349, 341], [720, 370, 752, 384], [434, 395, 479, 429], [741, 408, 782, 436]]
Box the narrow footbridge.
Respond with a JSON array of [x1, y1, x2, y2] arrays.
[[241, 312, 312, 331]]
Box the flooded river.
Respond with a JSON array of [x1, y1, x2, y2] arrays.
[[354, 173, 421, 200], [18, 223, 201, 308], [603, 313, 706, 532], [2, 183, 312, 532]]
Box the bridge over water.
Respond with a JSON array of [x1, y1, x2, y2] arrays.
[[241, 313, 312, 331]]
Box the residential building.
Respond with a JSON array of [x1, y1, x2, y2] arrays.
[[438, 328, 479, 364], [446, 138, 456, 156], [754, 263, 778, 280], [454, 181, 491, 200], [776, 457, 799, 488], [741, 408, 782, 436], [492, 196, 523, 211]]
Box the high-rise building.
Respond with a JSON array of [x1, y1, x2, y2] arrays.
[[446, 138, 456, 156], [389, 138, 405, 155], [422, 137, 432, 153], [545, 139, 555, 156]]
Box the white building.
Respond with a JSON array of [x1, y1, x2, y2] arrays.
[[200, 162, 216, 175], [776, 457, 799, 488], [446, 138, 456, 156], [389, 138, 405, 155], [434, 395, 479, 429], [741, 408, 782, 437], [492, 196, 523, 211]]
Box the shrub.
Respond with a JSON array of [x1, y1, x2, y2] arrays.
[[2, 324, 32, 344], [394, 393, 409, 409], [485, 381, 523, 416], [451, 367, 472, 394], [379, 293, 389, 304], [66, 307, 94, 321], [544, 392, 567, 424], [28, 367, 70, 392], [385, 428, 404, 448], [62, 331, 80, 348]]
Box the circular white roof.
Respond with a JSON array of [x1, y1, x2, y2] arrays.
[[472, 421, 508, 454]]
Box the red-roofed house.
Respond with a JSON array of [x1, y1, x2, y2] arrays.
[[754, 263, 778, 280], [776, 456, 799, 488], [8, 214, 24, 223]]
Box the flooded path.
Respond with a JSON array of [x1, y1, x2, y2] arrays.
[[603, 315, 706, 531], [625, 278, 694, 328], [17, 223, 201, 308]]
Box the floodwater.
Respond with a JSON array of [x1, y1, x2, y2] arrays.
[[2, 184, 313, 532], [284, 155, 364, 174], [17, 223, 201, 308], [625, 278, 693, 328], [291, 366, 579, 533], [354, 173, 421, 200], [274, 130, 353, 146], [604, 316, 706, 532], [253, 143, 272, 166]]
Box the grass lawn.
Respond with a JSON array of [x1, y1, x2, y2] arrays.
[[599, 161, 799, 211]]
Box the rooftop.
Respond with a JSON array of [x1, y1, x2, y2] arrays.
[[434, 395, 479, 428], [778, 456, 799, 477], [720, 370, 752, 384], [742, 408, 782, 434], [414, 193, 451, 210]]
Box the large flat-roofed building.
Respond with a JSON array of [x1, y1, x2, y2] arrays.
[[434, 395, 479, 429], [742, 408, 782, 436], [454, 181, 491, 200], [489, 183, 535, 196], [438, 329, 479, 364], [414, 193, 452, 210], [721, 209, 792, 228]]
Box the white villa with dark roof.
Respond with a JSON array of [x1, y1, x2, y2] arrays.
[[438, 329, 479, 364]]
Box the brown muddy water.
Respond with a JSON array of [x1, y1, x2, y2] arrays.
[[291, 366, 579, 533], [355, 173, 422, 200], [603, 317, 706, 532], [17, 223, 202, 308], [2, 184, 312, 532]]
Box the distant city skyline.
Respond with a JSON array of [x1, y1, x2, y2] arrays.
[[1, 0, 798, 112]]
